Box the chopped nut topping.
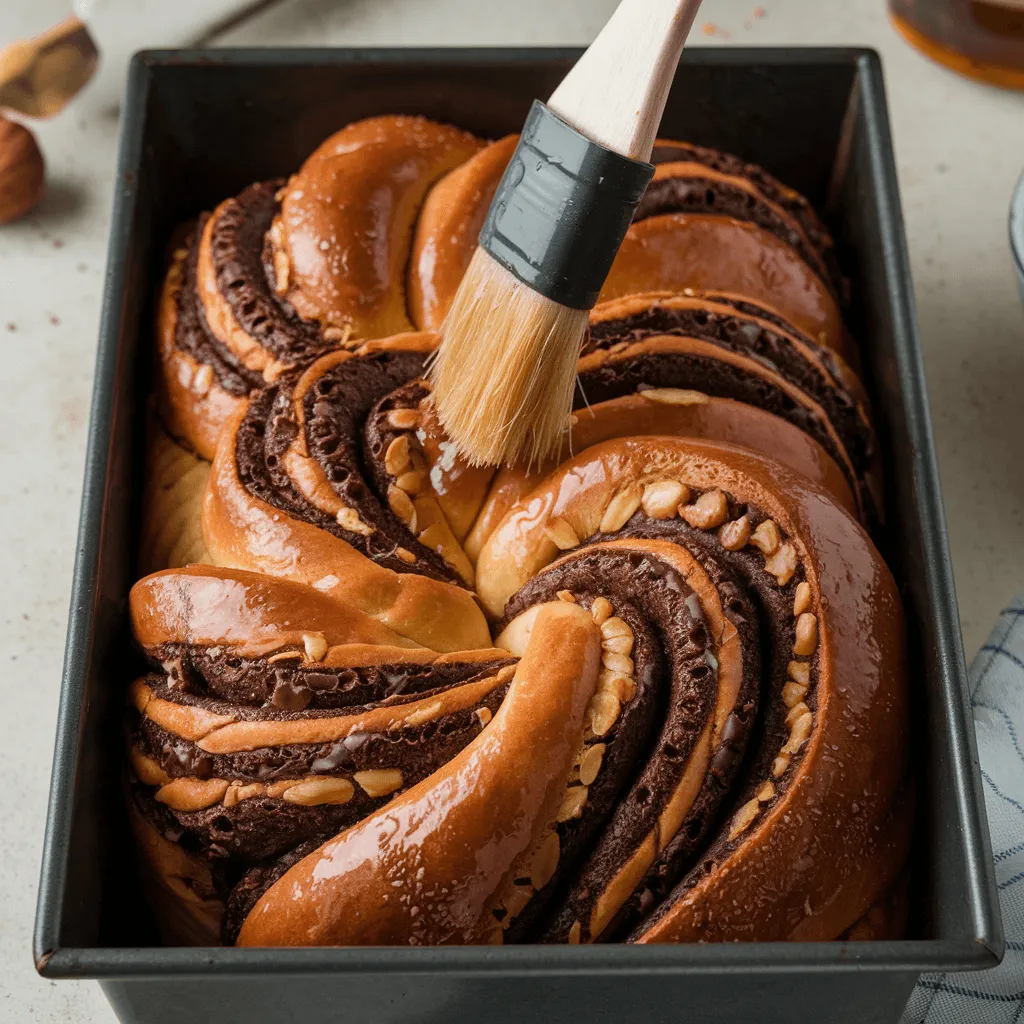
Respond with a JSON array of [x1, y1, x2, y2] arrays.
[[782, 711, 813, 754], [600, 483, 643, 534], [718, 514, 751, 551], [598, 671, 637, 702], [793, 581, 812, 617], [396, 547, 417, 564], [530, 830, 561, 890], [601, 651, 634, 676], [641, 480, 689, 519], [785, 701, 810, 728], [600, 617, 634, 658], [728, 798, 760, 840], [303, 632, 328, 662], [602, 634, 632, 657], [588, 691, 621, 736], [267, 650, 302, 663], [557, 590, 576, 603], [223, 783, 240, 808], [640, 387, 709, 406], [749, 519, 780, 555], [579, 743, 606, 786], [781, 681, 808, 708], [396, 470, 427, 495], [772, 755, 790, 778], [545, 517, 580, 551], [756, 781, 776, 802], [764, 543, 798, 586], [388, 485, 417, 531], [384, 434, 412, 477], [787, 660, 810, 685], [131, 751, 171, 787], [354, 769, 404, 798], [387, 408, 420, 430], [590, 597, 613, 626], [600, 616, 632, 640], [793, 613, 818, 656], [681, 489, 728, 529], [336, 507, 374, 536], [155, 778, 230, 811], [282, 777, 355, 806], [476, 707, 492, 727], [557, 785, 588, 822]]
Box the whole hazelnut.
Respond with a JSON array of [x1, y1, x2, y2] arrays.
[[0, 116, 45, 225]]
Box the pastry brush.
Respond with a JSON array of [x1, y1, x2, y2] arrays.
[[428, 0, 704, 468]]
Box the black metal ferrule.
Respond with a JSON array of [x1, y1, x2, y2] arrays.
[[478, 99, 655, 310]]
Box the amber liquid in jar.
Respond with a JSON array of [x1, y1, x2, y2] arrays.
[[890, 0, 1024, 88]]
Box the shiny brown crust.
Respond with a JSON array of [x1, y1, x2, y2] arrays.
[[132, 116, 908, 949], [156, 117, 483, 462], [649, 139, 846, 301], [600, 213, 845, 354], [410, 135, 845, 348], [475, 437, 909, 943], [155, 225, 255, 461], [271, 115, 482, 336], [409, 134, 518, 331]]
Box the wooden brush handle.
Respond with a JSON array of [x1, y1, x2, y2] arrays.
[[546, 0, 704, 162]]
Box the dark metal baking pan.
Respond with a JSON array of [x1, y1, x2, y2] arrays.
[[34, 47, 1002, 1024]]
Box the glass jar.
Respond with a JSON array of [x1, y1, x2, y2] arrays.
[[889, 0, 1024, 88]]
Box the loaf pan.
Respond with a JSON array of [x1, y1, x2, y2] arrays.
[[34, 47, 1002, 1024]]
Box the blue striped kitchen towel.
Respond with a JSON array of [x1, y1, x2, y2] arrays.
[[901, 598, 1024, 1023]]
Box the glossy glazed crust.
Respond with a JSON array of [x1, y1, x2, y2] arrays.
[[600, 214, 844, 355], [131, 115, 908, 948], [272, 116, 482, 336], [238, 604, 602, 946], [409, 135, 846, 352], [155, 233, 250, 462], [202, 400, 492, 654], [476, 437, 908, 941]]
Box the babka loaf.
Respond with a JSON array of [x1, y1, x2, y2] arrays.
[[132, 114, 909, 948]]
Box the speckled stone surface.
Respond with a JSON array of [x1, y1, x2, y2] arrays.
[[1, 1, 1022, 1020]]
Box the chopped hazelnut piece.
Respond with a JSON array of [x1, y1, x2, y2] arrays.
[[600, 483, 642, 534], [545, 517, 580, 550], [749, 519, 780, 555], [793, 613, 818, 656], [681, 489, 728, 529], [718, 514, 751, 551], [641, 480, 689, 519]]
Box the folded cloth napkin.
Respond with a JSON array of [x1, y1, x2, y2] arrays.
[[901, 597, 1024, 1023]]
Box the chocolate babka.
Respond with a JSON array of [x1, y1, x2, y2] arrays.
[[132, 115, 909, 948]]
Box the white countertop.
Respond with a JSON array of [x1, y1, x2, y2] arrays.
[[2, 1, 1022, 1020]]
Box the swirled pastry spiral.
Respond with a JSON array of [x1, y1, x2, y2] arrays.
[[130, 115, 909, 948]]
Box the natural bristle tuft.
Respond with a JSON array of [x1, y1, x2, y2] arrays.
[[428, 248, 589, 469]]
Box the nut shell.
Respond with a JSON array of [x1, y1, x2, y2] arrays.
[[0, 117, 44, 225]]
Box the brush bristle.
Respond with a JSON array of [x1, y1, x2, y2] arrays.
[[428, 248, 589, 468]]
